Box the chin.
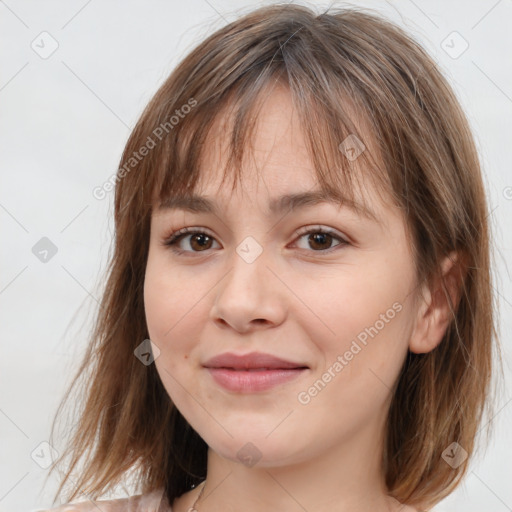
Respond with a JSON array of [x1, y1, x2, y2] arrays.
[[201, 427, 310, 469]]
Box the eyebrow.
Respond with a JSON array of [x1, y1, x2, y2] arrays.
[[158, 190, 380, 223]]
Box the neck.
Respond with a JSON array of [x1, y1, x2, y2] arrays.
[[191, 416, 409, 512]]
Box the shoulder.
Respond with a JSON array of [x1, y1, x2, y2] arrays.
[[36, 487, 169, 512]]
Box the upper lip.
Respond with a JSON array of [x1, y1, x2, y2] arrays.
[[203, 352, 309, 370]]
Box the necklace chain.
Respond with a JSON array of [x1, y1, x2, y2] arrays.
[[186, 480, 401, 512], [189, 480, 206, 512]]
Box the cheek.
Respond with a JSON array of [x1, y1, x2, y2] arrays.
[[297, 283, 411, 434], [300, 263, 405, 339], [144, 257, 203, 409], [143, 255, 201, 357], [295, 260, 411, 386]]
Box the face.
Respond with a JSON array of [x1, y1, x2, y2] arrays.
[[144, 85, 420, 468]]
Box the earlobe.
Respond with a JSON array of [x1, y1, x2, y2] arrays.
[[409, 251, 465, 354]]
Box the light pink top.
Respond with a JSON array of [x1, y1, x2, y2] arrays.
[[37, 488, 430, 511], [39, 488, 170, 512]]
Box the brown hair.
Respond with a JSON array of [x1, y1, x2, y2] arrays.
[[47, 3, 499, 510]]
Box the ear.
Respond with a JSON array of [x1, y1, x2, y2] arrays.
[[409, 250, 466, 354]]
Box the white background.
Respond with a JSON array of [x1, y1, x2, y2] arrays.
[[1, 1, 511, 511]]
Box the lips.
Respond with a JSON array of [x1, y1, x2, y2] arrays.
[[203, 351, 308, 370], [203, 352, 309, 392]]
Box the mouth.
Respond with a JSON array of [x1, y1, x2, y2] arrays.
[[204, 366, 309, 393], [202, 351, 310, 392], [203, 351, 308, 369]]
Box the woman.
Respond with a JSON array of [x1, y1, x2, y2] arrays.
[[41, 4, 497, 512]]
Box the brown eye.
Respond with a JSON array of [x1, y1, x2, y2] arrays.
[[188, 233, 214, 251], [295, 228, 348, 252], [307, 232, 334, 251], [163, 228, 220, 254]]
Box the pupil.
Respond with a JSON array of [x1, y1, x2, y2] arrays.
[[310, 233, 331, 250], [192, 234, 211, 250]]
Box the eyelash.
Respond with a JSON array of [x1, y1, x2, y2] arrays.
[[161, 226, 349, 256]]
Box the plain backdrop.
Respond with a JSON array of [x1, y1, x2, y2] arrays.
[[1, 1, 511, 511]]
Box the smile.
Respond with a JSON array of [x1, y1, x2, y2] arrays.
[[206, 367, 308, 392]]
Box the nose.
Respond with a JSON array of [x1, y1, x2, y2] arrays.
[[209, 242, 287, 333]]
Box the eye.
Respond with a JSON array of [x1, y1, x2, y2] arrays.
[[161, 226, 349, 255], [162, 227, 219, 254], [293, 226, 348, 252]]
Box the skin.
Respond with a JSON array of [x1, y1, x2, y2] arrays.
[[144, 84, 459, 512]]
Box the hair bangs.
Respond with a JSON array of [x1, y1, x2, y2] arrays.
[[150, 65, 394, 226]]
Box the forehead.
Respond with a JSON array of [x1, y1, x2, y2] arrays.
[[198, 84, 312, 185], [184, 85, 387, 219], [153, 82, 400, 232]]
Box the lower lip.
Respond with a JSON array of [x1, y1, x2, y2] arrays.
[[206, 367, 308, 392]]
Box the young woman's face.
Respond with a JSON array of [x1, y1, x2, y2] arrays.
[[144, 86, 420, 468]]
